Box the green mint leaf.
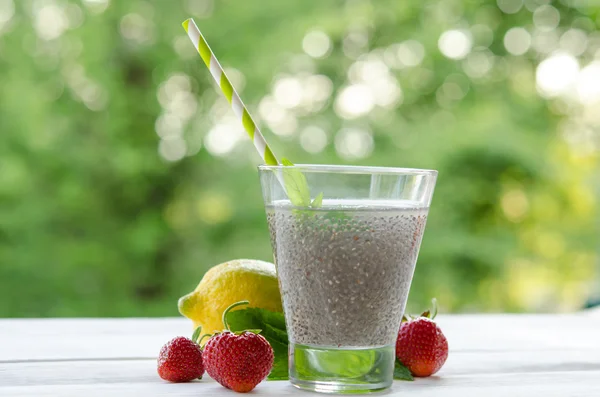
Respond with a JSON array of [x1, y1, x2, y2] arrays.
[[262, 322, 288, 345], [281, 157, 311, 207], [256, 307, 286, 330], [234, 329, 262, 335], [394, 359, 414, 381], [310, 192, 323, 208], [225, 307, 289, 380], [281, 158, 294, 167], [266, 338, 288, 380], [225, 307, 286, 333], [224, 307, 258, 330], [294, 348, 376, 379], [191, 326, 202, 344]]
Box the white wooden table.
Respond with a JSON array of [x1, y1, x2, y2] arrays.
[[2, 311, 600, 396]]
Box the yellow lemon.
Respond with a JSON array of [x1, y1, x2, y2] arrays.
[[178, 259, 282, 340]]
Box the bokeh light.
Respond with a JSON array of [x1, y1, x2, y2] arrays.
[[576, 62, 600, 105], [159, 137, 187, 162], [204, 117, 246, 156], [273, 77, 303, 109], [334, 84, 375, 119], [536, 52, 579, 98], [334, 127, 373, 160], [34, 3, 69, 40], [299, 126, 328, 154], [155, 113, 184, 139], [184, 0, 214, 19], [302, 30, 332, 59], [81, 0, 110, 14], [497, 0, 523, 14], [0, 0, 15, 33], [196, 191, 233, 225], [301, 74, 333, 109], [343, 28, 369, 59], [504, 27, 532, 55], [120, 13, 155, 46], [439, 30, 473, 60], [559, 29, 587, 57], [501, 189, 529, 223], [394, 40, 425, 67], [532, 29, 559, 54], [463, 50, 494, 79], [533, 5, 560, 32]]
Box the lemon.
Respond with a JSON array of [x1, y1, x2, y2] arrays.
[[178, 259, 282, 340]]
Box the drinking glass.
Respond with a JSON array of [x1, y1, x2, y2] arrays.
[[259, 164, 437, 394]]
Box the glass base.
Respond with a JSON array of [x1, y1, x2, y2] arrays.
[[289, 343, 395, 394]]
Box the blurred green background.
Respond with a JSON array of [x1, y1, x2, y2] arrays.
[[1, 0, 599, 317]]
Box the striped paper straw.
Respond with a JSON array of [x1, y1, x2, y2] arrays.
[[182, 18, 279, 165]]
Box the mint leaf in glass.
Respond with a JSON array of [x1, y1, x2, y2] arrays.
[[311, 192, 323, 208], [281, 158, 323, 208], [294, 348, 376, 379], [281, 158, 311, 207]]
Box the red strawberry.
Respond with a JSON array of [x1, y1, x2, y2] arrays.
[[157, 336, 204, 382], [203, 301, 274, 393], [395, 299, 448, 377]]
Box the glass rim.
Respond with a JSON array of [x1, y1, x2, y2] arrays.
[[258, 163, 438, 176]]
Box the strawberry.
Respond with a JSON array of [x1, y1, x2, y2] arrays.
[[395, 299, 448, 377], [203, 301, 274, 393], [157, 336, 204, 382]]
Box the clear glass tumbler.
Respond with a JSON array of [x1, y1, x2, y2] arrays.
[[259, 164, 437, 394]]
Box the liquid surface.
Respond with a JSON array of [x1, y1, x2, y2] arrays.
[[266, 200, 429, 347]]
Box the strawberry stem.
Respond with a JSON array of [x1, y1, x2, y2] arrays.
[[197, 333, 212, 345], [222, 300, 250, 331]]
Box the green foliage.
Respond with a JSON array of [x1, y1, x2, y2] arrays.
[[281, 158, 312, 207], [394, 360, 414, 381], [0, 0, 598, 317]]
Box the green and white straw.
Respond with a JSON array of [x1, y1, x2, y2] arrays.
[[181, 18, 321, 208], [182, 18, 278, 166]]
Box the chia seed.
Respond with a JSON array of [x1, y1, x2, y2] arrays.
[[266, 201, 429, 347]]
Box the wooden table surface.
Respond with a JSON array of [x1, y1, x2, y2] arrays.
[[1, 311, 600, 396]]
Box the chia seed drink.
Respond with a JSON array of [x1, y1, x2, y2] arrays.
[[266, 200, 428, 348], [259, 164, 436, 393]]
